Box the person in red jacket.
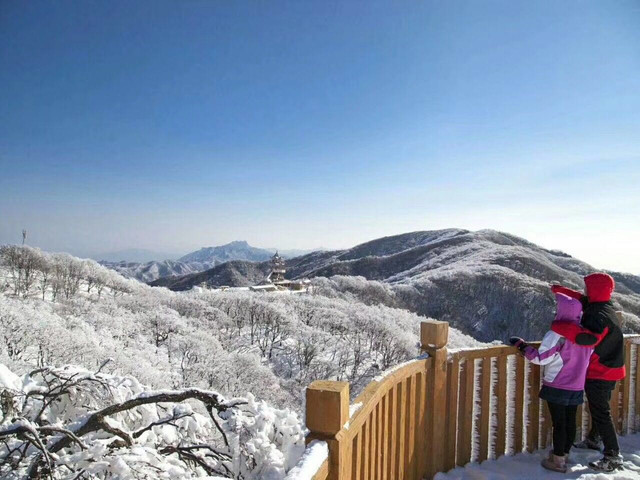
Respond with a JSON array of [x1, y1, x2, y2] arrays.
[[550, 272, 625, 472]]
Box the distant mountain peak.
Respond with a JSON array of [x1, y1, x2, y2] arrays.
[[227, 240, 249, 246], [178, 241, 273, 264]]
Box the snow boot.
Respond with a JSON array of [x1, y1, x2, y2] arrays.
[[589, 453, 623, 472], [541, 453, 567, 473], [574, 437, 602, 451], [547, 450, 572, 465]]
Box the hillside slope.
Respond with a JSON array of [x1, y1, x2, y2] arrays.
[[289, 229, 640, 341], [100, 259, 202, 282], [150, 260, 272, 290]]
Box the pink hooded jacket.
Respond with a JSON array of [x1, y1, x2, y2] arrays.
[[523, 293, 595, 391]]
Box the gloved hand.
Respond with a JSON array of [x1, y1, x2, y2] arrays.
[[509, 336, 528, 352]]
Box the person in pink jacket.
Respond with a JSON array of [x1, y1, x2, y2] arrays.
[[510, 292, 597, 473]]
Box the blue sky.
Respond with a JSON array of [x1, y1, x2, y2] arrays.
[[1, 1, 639, 272]]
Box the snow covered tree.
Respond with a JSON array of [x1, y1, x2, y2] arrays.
[[0, 363, 305, 479]]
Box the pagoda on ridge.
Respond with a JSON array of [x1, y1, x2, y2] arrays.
[[248, 251, 311, 293], [268, 252, 286, 283]]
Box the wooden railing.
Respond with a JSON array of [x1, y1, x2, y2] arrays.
[[304, 320, 640, 480]]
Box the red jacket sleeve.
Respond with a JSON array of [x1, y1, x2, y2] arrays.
[[551, 284, 584, 301], [551, 321, 606, 347]]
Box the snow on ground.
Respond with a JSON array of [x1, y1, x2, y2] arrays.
[[435, 435, 640, 480]]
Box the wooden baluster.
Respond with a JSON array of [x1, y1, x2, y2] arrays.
[[513, 355, 525, 454], [395, 380, 406, 479], [576, 404, 583, 442], [306, 381, 350, 480], [526, 364, 540, 452], [621, 341, 632, 435], [361, 418, 370, 480], [371, 407, 378, 479], [456, 359, 474, 466], [540, 402, 551, 449], [585, 398, 592, 439], [445, 355, 460, 470], [635, 345, 640, 433], [412, 374, 423, 478], [376, 402, 383, 480], [352, 434, 361, 480], [415, 370, 428, 479], [381, 394, 389, 480], [424, 366, 435, 477], [495, 355, 507, 458], [478, 356, 491, 462], [404, 375, 416, 478], [387, 385, 397, 479]]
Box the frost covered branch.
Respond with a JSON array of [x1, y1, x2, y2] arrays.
[[0, 364, 305, 479]]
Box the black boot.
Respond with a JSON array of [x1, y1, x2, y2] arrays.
[[589, 453, 623, 472], [574, 437, 602, 451]]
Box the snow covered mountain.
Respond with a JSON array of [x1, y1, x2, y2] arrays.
[[154, 229, 640, 342], [150, 259, 272, 289], [178, 240, 274, 264], [101, 241, 312, 282], [289, 229, 640, 341]]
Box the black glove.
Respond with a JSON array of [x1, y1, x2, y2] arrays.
[[509, 336, 528, 352]]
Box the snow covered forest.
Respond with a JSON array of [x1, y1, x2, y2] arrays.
[[0, 245, 482, 478]]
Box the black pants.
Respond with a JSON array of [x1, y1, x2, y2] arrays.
[[547, 402, 578, 456], [585, 379, 620, 455]]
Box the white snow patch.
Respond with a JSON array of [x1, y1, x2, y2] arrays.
[[0, 364, 21, 390], [284, 440, 328, 480], [349, 402, 363, 417]]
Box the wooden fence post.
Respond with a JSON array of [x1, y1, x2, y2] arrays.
[[306, 381, 350, 480], [421, 320, 449, 477]]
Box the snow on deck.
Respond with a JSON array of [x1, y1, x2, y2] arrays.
[[435, 434, 640, 480]]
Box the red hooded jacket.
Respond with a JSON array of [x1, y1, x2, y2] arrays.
[[551, 273, 625, 381]]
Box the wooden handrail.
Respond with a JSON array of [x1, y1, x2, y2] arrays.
[[454, 342, 544, 360], [455, 345, 518, 360], [340, 359, 430, 441], [300, 320, 640, 480]]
